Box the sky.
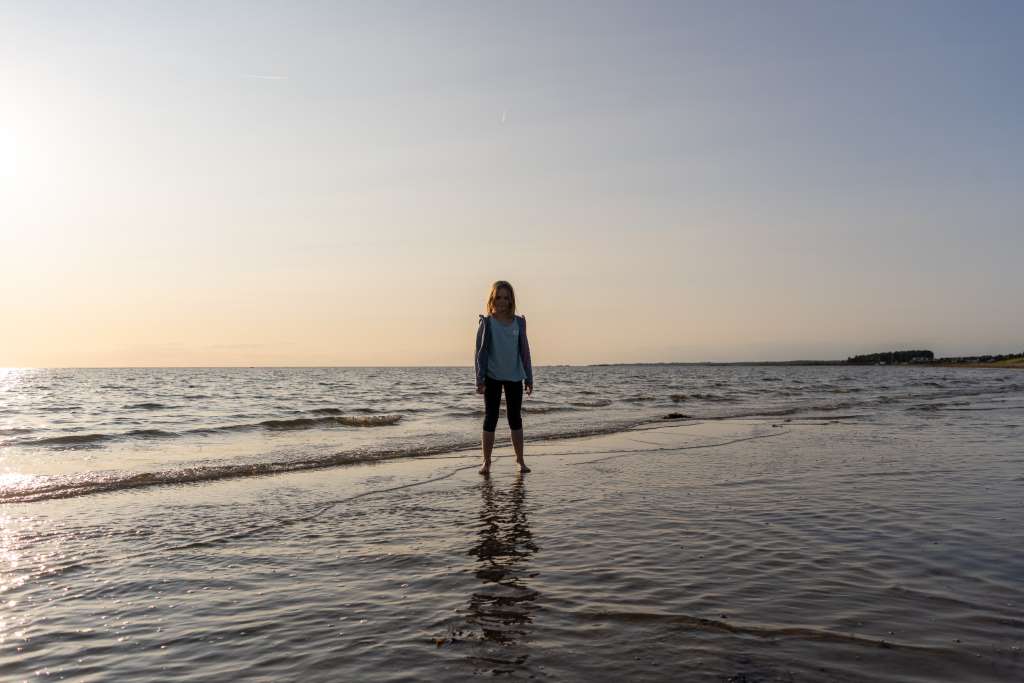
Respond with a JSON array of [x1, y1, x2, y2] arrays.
[[2, 1, 1022, 366]]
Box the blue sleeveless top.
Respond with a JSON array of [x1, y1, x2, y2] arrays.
[[485, 317, 526, 381]]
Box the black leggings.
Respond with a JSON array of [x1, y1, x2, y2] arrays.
[[482, 378, 523, 432]]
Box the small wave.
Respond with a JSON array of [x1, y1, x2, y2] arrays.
[[695, 393, 737, 402], [805, 401, 856, 413], [39, 405, 81, 413], [444, 409, 484, 418], [123, 402, 172, 410], [0, 427, 33, 436], [946, 406, 1018, 412], [257, 415, 402, 430], [702, 407, 801, 420], [184, 394, 209, 400], [309, 408, 344, 415], [522, 405, 575, 414], [569, 400, 612, 408], [19, 433, 112, 448], [1, 419, 660, 504], [125, 429, 178, 439], [673, 392, 738, 403], [907, 403, 945, 412], [6, 415, 401, 448]]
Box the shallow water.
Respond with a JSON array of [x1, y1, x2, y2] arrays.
[[3, 400, 1023, 680], [1, 365, 1022, 503]]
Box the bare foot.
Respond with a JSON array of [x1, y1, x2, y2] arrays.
[[479, 465, 491, 476], [516, 462, 531, 473]]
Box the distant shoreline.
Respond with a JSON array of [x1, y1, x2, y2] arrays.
[[591, 361, 1024, 369], [932, 361, 1024, 369]]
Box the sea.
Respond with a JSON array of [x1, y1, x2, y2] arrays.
[[3, 365, 1020, 504], [2, 365, 1023, 681]]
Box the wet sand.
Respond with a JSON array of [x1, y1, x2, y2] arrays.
[[3, 418, 1022, 681]]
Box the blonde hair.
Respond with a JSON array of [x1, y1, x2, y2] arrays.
[[485, 280, 517, 316]]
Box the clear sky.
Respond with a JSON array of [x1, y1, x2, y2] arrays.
[[2, 1, 1022, 366]]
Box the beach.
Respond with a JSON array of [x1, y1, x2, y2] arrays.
[[7, 2, 1024, 679], [4, 411, 1022, 681]]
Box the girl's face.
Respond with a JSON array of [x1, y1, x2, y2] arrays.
[[493, 288, 512, 315]]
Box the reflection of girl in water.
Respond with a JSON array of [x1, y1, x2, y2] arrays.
[[467, 474, 539, 667], [474, 281, 534, 476]]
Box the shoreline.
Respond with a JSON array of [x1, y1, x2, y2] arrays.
[[6, 417, 1021, 681]]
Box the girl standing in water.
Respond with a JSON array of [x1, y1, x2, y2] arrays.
[[475, 280, 533, 476]]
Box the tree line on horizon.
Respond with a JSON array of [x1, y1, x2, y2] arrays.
[[847, 350, 934, 364], [847, 350, 1024, 365]]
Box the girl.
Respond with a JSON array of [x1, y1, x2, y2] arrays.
[[474, 280, 534, 475]]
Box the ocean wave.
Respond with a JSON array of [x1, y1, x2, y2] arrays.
[[907, 403, 945, 412], [14, 433, 112, 448], [804, 401, 857, 412], [256, 415, 402, 430], [125, 429, 179, 439], [443, 409, 484, 418], [124, 402, 174, 410], [0, 427, 33, 436], [0, 445, 467, 504], [0, 418, 657, 504], [695, 407, 802, 420], [4, 414, 403, 448], [569, 400, 612, 408], [188, 413, 405, 434], [522, 405, 575, 414], [671, 393, 736, 403]]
